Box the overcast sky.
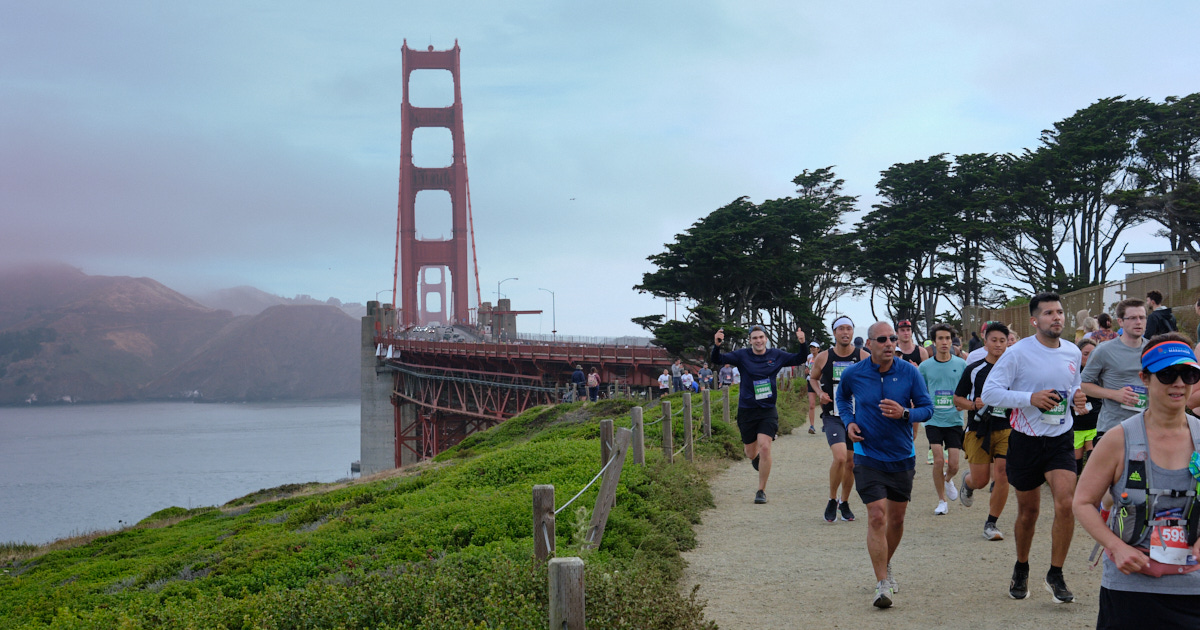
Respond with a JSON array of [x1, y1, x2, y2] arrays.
[[2, 1, 1196, 337]]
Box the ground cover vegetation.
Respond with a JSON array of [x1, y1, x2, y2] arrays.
[[635, 94, 1200, 351], [0, 391, 787, 629]]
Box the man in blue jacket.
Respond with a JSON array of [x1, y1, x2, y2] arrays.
[[711, 324, 807, 505], [838, 321, 934, 609]]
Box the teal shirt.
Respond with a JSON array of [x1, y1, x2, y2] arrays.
[[919, 355, 967, 428]]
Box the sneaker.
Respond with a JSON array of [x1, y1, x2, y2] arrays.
[[751, 455, 760, 471], [754, 490, 767, 504], [983, 521, 1004, 541], [808, 425, 817, 434], [945, 479, 959, 502], [1009, 565, 1029, 599], [873, 580, 893, 608], [934, 500, 948, 515], [959, 472, 974, 507], [823, 498, 838, 522], [1044, 573, 1074, 603], [886, 563, 897, 593], [839, 501, 856, 522], [928, 448, 934, 465]]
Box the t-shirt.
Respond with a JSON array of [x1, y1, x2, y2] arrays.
[[681, 373, 694, 387], [919, 355, 967, 428], [718, 367, 734, 384], [1080, 336, 1147, 433], [955, 357, 1010, 432], [698, 368, 712, 383], [658, 374, 670, 389], [980, 336, 1082, 438]]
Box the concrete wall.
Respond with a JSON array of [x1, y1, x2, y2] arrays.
[[360, 301, 397, 475]]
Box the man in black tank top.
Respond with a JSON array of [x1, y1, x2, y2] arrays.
[[810, 316, 870, 522], [896, 319, 928, 446]]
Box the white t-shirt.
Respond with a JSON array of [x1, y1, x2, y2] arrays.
[[681, 373, 695, 387], [980, 336, 1082, 437], [966, 347, 988, 365], [658, 374, 670, 389]]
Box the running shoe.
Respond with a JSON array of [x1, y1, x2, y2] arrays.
[[751, 455, 760, 471], [927, 448, 934, 465], [754, 490, 767, 504], [934, 500, 948, 515], [839, 501, 855, 522], [1009, 564, 1029, 599], [983, 521, 1004, 541], [945, 479, 959, 502], [1044, 574, 1074, 603], [959, 471, 974, 507], [824, 498, 838, 522], [886, 563, 897, 593], [808, 425, 817, 434], [873, 580, 893, 609]]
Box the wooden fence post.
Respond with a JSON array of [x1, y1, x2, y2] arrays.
[[683, 393, 694, 462], [631, 406, 645, 465], [702, 389, 711, 438], [586, 427, 632, 550], [661, 400, 673, 463], [549, 557, 585, 630], [722, 387, 730, 423], [533, 485, 555, 562], [600, 419, 613, 466]]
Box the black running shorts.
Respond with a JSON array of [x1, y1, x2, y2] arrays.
[[925, 424, 964, 450], [736, 406, 779, 445], [821, 413, 852, 448], [1005, 430, 1076, 492], [854, 464, 915, 504]]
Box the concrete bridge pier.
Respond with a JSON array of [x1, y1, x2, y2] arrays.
[[361, 301, 398, 475]]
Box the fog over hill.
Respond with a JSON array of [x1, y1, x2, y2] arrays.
[[0, 265, 359, 405]]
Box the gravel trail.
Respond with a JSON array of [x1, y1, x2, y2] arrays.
[[682, 427, 1104, 629]]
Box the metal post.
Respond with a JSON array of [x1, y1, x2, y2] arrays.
[[533, 485, 555, 562], [548, 557, 585, 629], [661, 400, 673, 463], [631, 406, 645, 465]]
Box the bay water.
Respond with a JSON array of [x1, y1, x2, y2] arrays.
[[0, 401, 359, 545]]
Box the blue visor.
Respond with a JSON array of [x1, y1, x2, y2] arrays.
[[1142, 340, 1200, 373]]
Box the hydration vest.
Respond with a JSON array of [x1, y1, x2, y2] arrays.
[[1108, 413, 1200, 548]]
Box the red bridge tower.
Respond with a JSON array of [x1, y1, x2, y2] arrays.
[[393, 40, 476, 327]]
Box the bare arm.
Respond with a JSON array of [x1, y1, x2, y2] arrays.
[[1072, 426, 1149, 575]]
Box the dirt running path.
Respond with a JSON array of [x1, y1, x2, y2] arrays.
[[682, 428, 1103, 629]]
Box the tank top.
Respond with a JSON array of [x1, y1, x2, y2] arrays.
[[898, 343, 923, 365], [821, 346, 861, 416]]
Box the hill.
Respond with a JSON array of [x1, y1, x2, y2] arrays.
[[0, 266, 359, 404], [189, 286, 367, 319]]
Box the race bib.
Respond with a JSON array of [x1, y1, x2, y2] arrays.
[[988, 406, 1009, 420], [753, 379, 772, 400], [1121, 385, 1149, 413], [1150, 525, 1196, 566], [934, 390, 953, 410], [1041, 390, 1068, 425], [831, 361, 851, 382]]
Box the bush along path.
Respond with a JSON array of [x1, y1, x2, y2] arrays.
[[0, 390, 764, 629]]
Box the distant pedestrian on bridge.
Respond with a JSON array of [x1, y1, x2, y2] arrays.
[[571, 365, 585, 402], [711, 324, 807, 505], [587, 367, 601, 402]]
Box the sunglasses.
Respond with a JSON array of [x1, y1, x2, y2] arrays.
[[1151, 366, 1200, 385], [873, 335, 899, 344]]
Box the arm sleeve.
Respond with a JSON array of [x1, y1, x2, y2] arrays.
[[710, 345, 726, 367], [836, 369, 855, 421], [907, 369, 934, 423], [980, 351, 1033, 409], [780, 350, 807, 367]]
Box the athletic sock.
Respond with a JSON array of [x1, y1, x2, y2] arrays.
[[986, 514, 999, 525], [1075, 458, 1083, 474], [1014, 560, 1030, 573], [1047, 565, 1063, 578]]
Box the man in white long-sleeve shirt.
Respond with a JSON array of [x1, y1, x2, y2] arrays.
[[981, 292, 1088, 604]]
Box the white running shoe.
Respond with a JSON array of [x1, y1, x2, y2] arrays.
[[945, 479, 958, 502], [983, 521, 1005, 540], [873, 580, 893, 608], [886, 563, 897, 593], [934, 500, 949, 515]]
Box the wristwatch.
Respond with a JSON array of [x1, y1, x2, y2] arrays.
[[901, 408, 911, 421]]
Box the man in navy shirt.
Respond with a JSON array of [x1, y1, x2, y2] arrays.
[[838, 321, 934, 608], [711, 324, 806, 505]]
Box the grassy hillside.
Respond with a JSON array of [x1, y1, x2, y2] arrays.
[[0, 387, 803, 629]]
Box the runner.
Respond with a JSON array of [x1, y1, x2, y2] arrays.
[[1081, 299, 1149, 443], [838, 321, 934, 608], [718, 363, 734, 389], [698, 362, 713, 391], [981, 292, 1089, 603], [1074, 339, 1101, 474], [953, 322, 1013, 541], [919, 323, 967, 515], [710, 324, 807, 505], [1073, 332, 1200, 627], [657, 368, 671, 398], [805, 342, 820, 434], [895, 319, 931, 459], [809, 316, 869, 522]]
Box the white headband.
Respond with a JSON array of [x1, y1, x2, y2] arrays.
[[831, 316, 854, 331]]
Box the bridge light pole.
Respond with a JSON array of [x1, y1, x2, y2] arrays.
[[539, 288, 556, 341], [498, 277, 518, 301]]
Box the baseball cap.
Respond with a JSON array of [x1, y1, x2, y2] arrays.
[[895, 319, 912, 329]]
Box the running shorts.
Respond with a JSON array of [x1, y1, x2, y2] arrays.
[[1006, 430, 1076, 492], [821, 413, 852, 447], [854, 464, 916, 504], [963, 429, 1009, 464], [1073, 428, 1098, 451], [736, 406, 779, 445], [925, 424, 964, 450]]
